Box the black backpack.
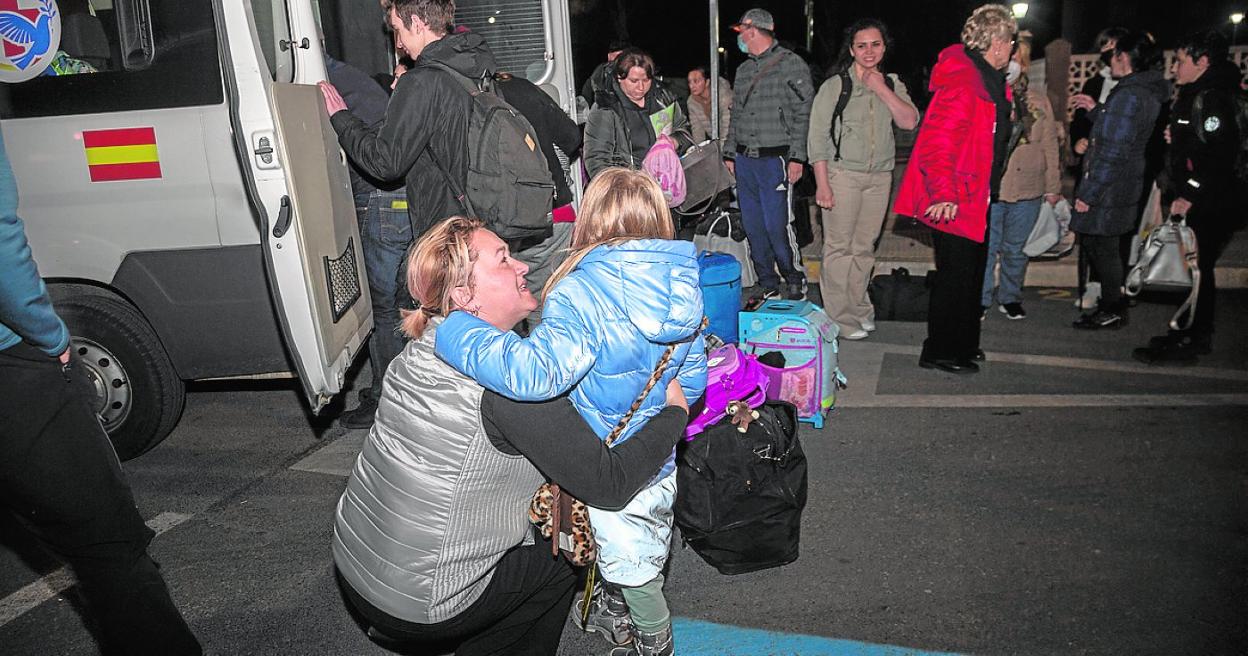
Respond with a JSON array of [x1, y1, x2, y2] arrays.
[[675, 401, 807, 575], [424, 62, 556, 242], [828, 70, 894, 162]]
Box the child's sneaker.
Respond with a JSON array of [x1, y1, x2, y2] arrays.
[[609, 625, 674, 656], [572, 583, 633, 646]]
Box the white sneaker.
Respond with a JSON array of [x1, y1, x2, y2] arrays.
[[861, 319, 877, 332], [841, 329, 869, 341]]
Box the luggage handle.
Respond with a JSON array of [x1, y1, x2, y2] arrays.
[[706, 210, 740, 242]]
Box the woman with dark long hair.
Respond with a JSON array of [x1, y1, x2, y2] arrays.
[[808, 18, 918, 340], [1068, 30, 1168, 330]]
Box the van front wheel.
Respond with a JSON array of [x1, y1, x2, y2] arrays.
[[56, 291, 185, 460]]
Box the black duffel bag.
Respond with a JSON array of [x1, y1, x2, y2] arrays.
[[868, 267, 932, 322], [675, 401, 807, 575]]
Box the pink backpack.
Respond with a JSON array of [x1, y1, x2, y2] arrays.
[[642, 135, 686, 208], [686, 344, 769, 439]]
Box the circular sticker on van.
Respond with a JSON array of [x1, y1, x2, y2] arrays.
[[0, 0, 61, 83]]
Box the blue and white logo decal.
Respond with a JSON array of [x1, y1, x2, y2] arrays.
[[0, 0, 60, 83]]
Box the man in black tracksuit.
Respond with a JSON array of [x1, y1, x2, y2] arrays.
[[1134, 30, 1242, 365]]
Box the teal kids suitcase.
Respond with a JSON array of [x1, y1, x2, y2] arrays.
[[738, 300, 847, 428]]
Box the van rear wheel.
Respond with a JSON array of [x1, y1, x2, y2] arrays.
[[56, 291, 185, 460]]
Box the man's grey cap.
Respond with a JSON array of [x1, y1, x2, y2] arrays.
[[732, 8, 775, 31]]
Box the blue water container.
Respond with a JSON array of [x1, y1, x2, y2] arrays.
[[698, 251, 742, 343]]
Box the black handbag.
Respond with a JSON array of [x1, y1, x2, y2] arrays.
[[867, 267, 932, 322], [678, 141, 735, 215], [675, 401, 807, 575]]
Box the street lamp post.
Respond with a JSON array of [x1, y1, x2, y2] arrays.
[[1232, 12, 1244, 46]]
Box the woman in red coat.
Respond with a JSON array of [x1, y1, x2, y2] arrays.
[[893, 4, 1017, 374]]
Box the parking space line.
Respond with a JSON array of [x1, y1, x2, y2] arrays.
[[0, 511, 192, 627]]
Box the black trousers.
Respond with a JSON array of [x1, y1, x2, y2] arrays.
[[924, 230, 989, 361], [0, 343, 201, 655], [1081, 233, 1127, 310], [340, 535, 576, 656], [1184, 215, 1232, 339]]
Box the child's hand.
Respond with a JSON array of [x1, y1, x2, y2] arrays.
[[665, 379, 688, 413]]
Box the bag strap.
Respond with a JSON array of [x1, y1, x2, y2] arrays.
[[707, 210, 733, 240], [420, 60, 482, 219], [830, 71, 852, 162], [740, 52, 786, 108], [604, 343, 678, 447], [1169, 217, 1201, 331]]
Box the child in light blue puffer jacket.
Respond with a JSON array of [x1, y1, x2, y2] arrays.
[[434, 168, 706, 656]]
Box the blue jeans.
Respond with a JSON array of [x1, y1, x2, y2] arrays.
[[734, 155, 803, 290], [357, 190, 411, 400], [981, 198, 1042, 306]]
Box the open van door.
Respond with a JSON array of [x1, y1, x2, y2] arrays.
[[263, 83, 371, 411], [221, 1, 371, 413]]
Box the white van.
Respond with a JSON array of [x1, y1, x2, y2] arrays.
[[0, 0, 578, 459]]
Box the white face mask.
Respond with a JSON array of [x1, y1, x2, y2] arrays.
[[1006, 60, 1022, 84]]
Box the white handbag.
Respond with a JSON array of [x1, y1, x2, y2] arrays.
[[1024, 199, 1072, 257], [693, 210, 758, 288], [1125, 214, 1200, 331]]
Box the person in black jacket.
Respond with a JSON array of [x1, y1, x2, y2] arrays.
[[318, 0, 485, 308], [1069, 31, 1169, 330], [1070, 27, 1128, 160], [1133, 30, 1242, 364]]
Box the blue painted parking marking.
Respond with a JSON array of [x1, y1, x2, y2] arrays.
[[672, 618, 966, 656]]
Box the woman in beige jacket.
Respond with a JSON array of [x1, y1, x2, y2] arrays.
[[807, 18, 918, 339], [981, 34, 1063, 320]]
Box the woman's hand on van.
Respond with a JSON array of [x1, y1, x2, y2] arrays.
[[665, 379, 688, 413], [318, 81, 348, 116]]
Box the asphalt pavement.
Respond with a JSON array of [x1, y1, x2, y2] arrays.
[[1, 287, 1244, 655]]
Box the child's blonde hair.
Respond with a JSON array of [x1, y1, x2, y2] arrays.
[[399, 216, 484, 339], [544, 168, 674, 299]]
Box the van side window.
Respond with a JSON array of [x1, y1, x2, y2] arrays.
[[249, 0, 295, 83], [456, 0, 550, 82], [0, 1, 223, 119]]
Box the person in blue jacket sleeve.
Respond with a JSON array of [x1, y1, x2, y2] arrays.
[[434, 168, 706, 656], [0, 129, 201, 653]]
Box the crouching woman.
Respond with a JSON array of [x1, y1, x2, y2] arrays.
[[332, 216, 689, 655]]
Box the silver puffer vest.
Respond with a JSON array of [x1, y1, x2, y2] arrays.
[[332, 319, 546, 624]]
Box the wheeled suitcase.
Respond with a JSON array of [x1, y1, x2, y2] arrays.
[[739, 300, 846, 428]]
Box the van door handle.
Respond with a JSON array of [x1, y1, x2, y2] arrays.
[[273, 196, 292, 238]]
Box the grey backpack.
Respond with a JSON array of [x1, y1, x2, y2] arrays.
[[425, 63, 556, 242]]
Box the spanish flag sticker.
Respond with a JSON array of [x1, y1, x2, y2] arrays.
[[82, 127, 162, 182]]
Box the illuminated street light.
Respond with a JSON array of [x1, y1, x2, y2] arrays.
[[1012, 2, 1029, 19]]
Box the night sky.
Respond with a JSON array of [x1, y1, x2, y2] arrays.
[[569, 0, 1242, 92]]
